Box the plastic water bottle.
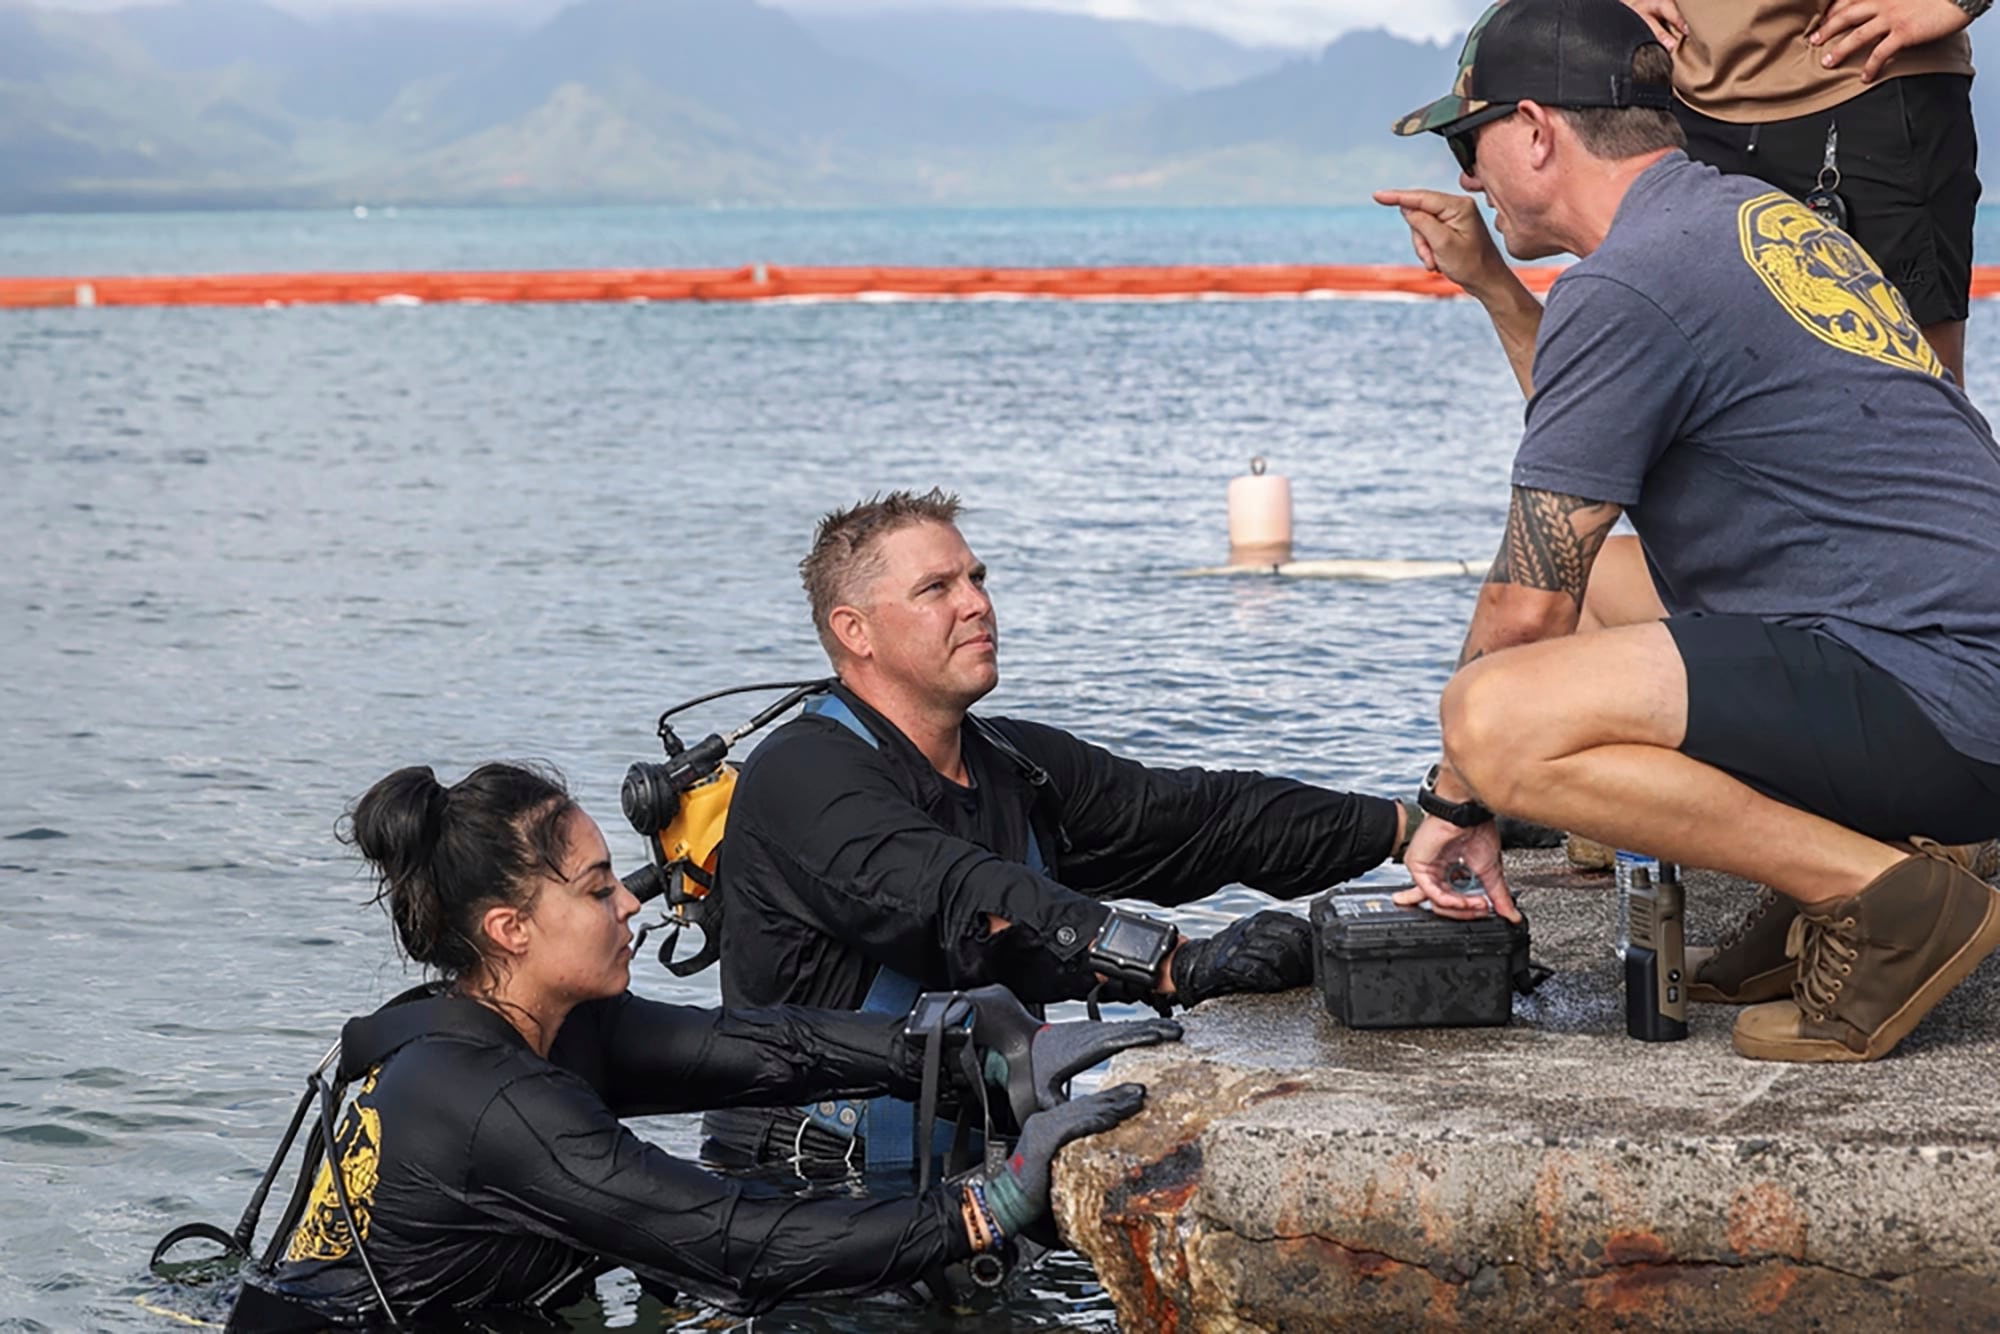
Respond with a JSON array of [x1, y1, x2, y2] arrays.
[[1614, 851, 1678, 960]]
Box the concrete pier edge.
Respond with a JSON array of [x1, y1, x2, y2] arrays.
[[1052, 850, 2000, 1332]]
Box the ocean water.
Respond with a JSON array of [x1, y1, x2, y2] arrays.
[[3, 203, 1998, 1332], [7, 200, 2000, 277], [0, 202, 1467, 276]]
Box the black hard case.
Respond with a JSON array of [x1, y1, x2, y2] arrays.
[[1311, 889, 1531, 1029]]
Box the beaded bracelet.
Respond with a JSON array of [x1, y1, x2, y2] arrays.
[[959, 1185, 995, 1252], [967, 1181, 1006, 1250], [952, 1192, 984, 1256]]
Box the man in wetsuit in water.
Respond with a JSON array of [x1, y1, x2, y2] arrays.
[[706, 489, 1421, 1167]]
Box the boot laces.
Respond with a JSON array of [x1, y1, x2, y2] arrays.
[[1907, 836, 1954, 866], [1715, 889, 1777, 953], [1788, 913, 1859, 1021]]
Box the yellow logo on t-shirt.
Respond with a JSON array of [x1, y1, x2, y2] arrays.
[[285, 1070, 383, 1263], [1736, 193, 1942, 377]]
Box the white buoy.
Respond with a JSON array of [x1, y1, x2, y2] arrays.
[[1227, 455, 1293, 566]]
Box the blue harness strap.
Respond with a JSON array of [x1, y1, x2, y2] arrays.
[[798, 693, 1044, 1172]]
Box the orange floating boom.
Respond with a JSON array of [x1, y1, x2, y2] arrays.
[[3, 264, 1998, 309]]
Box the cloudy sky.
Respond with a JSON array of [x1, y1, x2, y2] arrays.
[[34, 0, 1490, 48]]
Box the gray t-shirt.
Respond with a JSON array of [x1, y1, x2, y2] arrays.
[[1514, 151, 2000, 764]]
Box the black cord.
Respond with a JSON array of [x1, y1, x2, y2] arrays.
[[259, 1118, 327, 1271], [231, 1084, 316, 1254], [149, 1084, 316, 1271], [914, 1000, 948, 1195], [313, 1076, 402, 1330], [655, 678, 832, 729]]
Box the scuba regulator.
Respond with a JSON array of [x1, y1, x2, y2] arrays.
[[620, 678, 834, 975]]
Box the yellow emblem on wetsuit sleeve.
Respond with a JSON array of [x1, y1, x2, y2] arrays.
[[1736, 192, 1943, 377], [284, 1070, 383, 1263]]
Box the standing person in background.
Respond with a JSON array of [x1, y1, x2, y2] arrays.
[[1624, 0, 1984, 385]]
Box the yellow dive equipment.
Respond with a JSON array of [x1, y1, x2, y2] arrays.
[[619, 679, 833, 975], [655, 763, 737, 895]]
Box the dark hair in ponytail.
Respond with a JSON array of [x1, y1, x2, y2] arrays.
[[343, 762, 577, 979]]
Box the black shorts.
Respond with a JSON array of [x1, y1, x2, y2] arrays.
[[1670, 615, 2000, 843], [1675, 74, 1981, 327]]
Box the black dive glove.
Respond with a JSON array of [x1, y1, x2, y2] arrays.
[[955, 984, 1181, 1128], [1170, 909, 1314, 1008], [978, 1083, 1147, 1238]]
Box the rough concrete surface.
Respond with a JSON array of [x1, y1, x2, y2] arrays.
[[1052, 850, 2000, 1332]]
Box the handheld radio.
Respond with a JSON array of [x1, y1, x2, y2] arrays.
[[1623, 864, 1689, 1042]]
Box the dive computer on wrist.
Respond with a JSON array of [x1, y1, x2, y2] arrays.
[[1417, 762, 1495, 828], [1086, 909, 1180, 989], [903, 991, 973, 1040]]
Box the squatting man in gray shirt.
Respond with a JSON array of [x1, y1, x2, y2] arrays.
[[1374, 0, 2000, 1063]]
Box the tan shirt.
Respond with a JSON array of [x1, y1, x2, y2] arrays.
[[1672, 0, 1974, 122]]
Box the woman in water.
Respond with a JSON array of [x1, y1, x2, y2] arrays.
[[228, 761, 1170, 1329]]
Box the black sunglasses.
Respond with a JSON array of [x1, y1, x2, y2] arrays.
[[1447, 106, 1518, 175], [1448, 130, 1479, 175]]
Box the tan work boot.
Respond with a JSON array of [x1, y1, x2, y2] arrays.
[[1687, 889, 1799, 1005], [1733, 850, 2000, 1062], [1688, 837, 1997, 1005]]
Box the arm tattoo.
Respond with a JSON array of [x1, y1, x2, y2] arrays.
[[1486, 487, 1621, 609]]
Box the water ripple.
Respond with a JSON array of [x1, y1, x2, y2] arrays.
[[5, 210, 1997, 1333]]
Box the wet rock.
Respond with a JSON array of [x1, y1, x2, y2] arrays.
[[1052, 850, 2000, 1331]]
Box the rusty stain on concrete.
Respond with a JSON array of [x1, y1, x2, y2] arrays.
[[1726, 1180, 1809, 1260]]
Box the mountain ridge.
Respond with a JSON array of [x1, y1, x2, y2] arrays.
[[2, 0, 1992, 214]]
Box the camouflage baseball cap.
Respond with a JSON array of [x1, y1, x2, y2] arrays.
[[1393, 0, 1672, 140]]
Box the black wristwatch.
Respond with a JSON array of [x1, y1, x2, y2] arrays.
[[1087, 909, 1180, 989], [1417, 762, 1495, 828], [1954, 0, 1991, 20], [1391, 796, 1427, 862]]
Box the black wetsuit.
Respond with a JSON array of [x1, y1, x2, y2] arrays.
[[716, 684, 1399, 1011], [232, 991, 972, 1328]]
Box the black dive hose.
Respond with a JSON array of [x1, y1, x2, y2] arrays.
[[905, 994, 1010, 1293], [653, 678, 833, 746], [624, 679, 833, 854], [260, 1116, 327, 1271], [146, 1067, 402, 1328], [235, 1086, 316, 1255], [152, 984, 440, 1319], [314, 1072, 402, 1330], [149, 1082, 318, 1268], [909, 994, 999, 1195], [149, 1038, 341, 1272]]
